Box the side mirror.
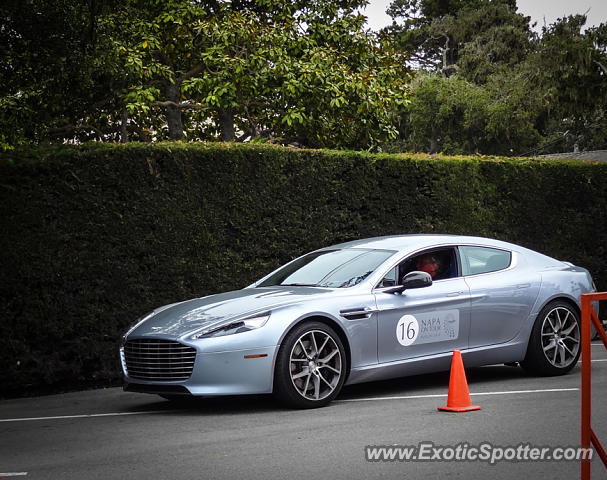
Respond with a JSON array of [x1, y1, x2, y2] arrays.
[[382, 271, 433, 294], [402, 271, 433, 289]]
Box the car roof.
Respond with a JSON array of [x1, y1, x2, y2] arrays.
[[321, 234, 523, 253]]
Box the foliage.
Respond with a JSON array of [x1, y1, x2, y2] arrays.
[[400, 72, 543, 155], [0, 0, 119, 146], [384, 1, 607, 154], [98, 0, 411, 147], [524, 16, 607, 153], [1, 0, 410, 149], [384, 0, 531, 75], [3, 0, 606, 153], [1, 143, 607, 395]]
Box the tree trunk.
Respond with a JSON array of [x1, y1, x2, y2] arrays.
[[165, 82, 184, 140], [218, 107, 235, 141], [120, 108, 128, 143], [430, 127, 438, 153], [440, 35, 458, 77]]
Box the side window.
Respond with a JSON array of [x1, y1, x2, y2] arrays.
[[460, 246, 511, 276], [377, 266, 397, 288], [395, 247, 459, 282], [377, 247, 460, 288]]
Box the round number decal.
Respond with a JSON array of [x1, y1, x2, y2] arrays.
[[396, 315, 419, 346]]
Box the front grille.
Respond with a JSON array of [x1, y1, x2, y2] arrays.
[[123, 339, 196, 381]]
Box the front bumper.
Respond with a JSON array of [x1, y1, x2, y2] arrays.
[[121, 343, 278, 396]]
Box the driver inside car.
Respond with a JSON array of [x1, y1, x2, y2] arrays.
[[415, 253, 441, 279]]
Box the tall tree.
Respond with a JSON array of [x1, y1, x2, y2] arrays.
[[1, 0, 411, 149], [384, 1, 607, 155], [0, 0, 118, 148], [103, 0, 410, 148], [384, 0, 532, 77], [525, 16, 607, 152], [401, 72, 542, 154]]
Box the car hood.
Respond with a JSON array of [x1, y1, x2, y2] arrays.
[[129, 286, 334, 338]]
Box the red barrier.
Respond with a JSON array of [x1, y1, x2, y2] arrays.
[[581, 292, 607, 480]]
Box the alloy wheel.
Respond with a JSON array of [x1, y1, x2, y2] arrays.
[[540, 306, 580, 368], [288, 329, 343, 401]]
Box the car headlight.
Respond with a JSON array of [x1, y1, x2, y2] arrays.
[[191, 313, 271, 339]]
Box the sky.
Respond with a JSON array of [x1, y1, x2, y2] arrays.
[[363, 0, 607, 31]]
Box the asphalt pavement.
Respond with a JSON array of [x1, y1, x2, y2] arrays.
[[2, 344, 607, 480]]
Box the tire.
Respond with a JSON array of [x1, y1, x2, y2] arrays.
[[521, 300, 581, 376], [273, 321, 347, 409]]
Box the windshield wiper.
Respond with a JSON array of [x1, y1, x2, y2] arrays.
[[320, 270, 375, 288], [280, 283, 320, 287]]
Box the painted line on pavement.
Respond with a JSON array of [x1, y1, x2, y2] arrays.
[[0, 410, 169, 423], [337, 387, 579, 403]]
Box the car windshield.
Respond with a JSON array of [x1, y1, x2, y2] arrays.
[[257, 249, 396, 288]]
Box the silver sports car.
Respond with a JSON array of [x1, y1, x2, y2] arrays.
[[120, 235, 597, 408]]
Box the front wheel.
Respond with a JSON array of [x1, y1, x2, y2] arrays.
[[274, 322, 346, 409], [521, 301, 581, 376]]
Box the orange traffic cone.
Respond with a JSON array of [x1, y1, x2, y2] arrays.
[[437, 350, 481, 412]]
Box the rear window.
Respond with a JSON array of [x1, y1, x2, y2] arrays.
[[460, 246, 511, 276]]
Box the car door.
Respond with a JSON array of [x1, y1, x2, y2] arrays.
[[375, 247, 471, 364], [459, 245, 541, 348]]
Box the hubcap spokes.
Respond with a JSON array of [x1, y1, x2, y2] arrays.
[[289, 330, 342, 401], [540, 307, 580, 368]]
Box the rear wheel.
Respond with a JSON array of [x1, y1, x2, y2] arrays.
[[521, 301, 581, 376], [274, 322, 346, 409]]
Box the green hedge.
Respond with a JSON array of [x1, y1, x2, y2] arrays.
[[1, 143, 606, 396]]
